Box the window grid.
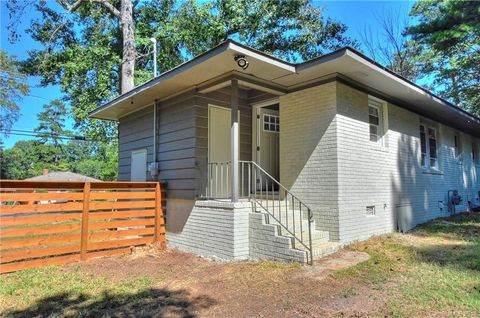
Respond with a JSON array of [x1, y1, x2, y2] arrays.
[[369, 105, 380, 143], [420, 124, 438, 168], [454, 134, 463, 160], [263, 114, 279, 132]]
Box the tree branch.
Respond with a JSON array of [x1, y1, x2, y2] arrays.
[[56, 0, 84, 12], [56, 0, 120, 18], [92, 0, 120, 18]]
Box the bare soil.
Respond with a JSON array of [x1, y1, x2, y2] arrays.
[[74, 249, 376, 317]]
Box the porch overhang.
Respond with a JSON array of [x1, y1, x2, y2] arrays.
[[89, 41, 294, 121], [90, 40, 480, 137]]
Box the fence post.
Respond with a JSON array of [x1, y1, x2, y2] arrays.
[[80, 182, 91, 261], [154, 182, 165, 247]]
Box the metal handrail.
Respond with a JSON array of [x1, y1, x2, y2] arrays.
[[203, 160, 314, 264], [240, 160, 314, 265]]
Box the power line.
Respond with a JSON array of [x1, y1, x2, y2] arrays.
[[0, 129, 115, 142]]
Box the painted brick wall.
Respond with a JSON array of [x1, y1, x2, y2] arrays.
[[249, 212, 307, 262], [279, 83, 340, 240], [336, 82, 480, 243], [167, 201, 250, 260]]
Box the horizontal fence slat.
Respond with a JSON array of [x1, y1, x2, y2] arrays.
[[1, 244, 80, 263], [89, 227, 155, 241], [0, 181, 85, 190], [88, 219, 155, 230], [0, 254, 80, 274], [88, 236, 154, 251], [0, 202, 83, 214], [1, 233, 81, 250], [0, 213, 82, 226], [1, 213, 82, 226], [89, 200, 156, 211], [90, 182, 158, 189], [89, 210, 156, 220], [89, 192, 155, 200], [0, 192, 84, 202], [0, 223, 81, 239], [0, 180, 163, 190], [0, 180, 166, 273]]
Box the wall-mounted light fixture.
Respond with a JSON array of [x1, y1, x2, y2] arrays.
[[234, 55, 249, 70]]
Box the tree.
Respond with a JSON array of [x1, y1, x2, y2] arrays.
[[34, 99, 70, 146], [8, 0, 356, 141], [0, 50, 29, 140], [53, 0, 136, 93], [359, 8, 423, 81], [174, 0, 357, 61], [407, 0, 480, 114], [1, 139, 118, 180]]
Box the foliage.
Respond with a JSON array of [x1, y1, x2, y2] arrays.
[[359, 8, 423, 81], [0, 139, 117, 181], [0, 50, 29, 139], [34, 99, 70, 146], [8, 0, 357, 141], [407, 0, 480, 114], [174, 0, 358, 62]]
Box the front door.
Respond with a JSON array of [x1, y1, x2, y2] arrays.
[[208, 105, 232, 198], [255, 104, 280, 189]]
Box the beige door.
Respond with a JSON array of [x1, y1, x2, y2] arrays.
[[256, 105, 280, 189], [131, 149, 147, 181], [208, 105, 232, 197]]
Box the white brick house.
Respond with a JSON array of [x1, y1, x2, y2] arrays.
[[91, 40, 480, 263]]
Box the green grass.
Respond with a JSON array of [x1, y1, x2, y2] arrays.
[[1, 211, 479, 317], [0, 265, 155, 317], [335, 212, 480, 317]]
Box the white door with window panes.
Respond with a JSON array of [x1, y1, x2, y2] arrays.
[[255, 105, 280, 190]]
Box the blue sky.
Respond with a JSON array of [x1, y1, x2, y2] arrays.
[[1, 0, 415, 148]]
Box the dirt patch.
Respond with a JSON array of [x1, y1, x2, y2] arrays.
[[68, 248, 384, 317], [74, 249, 212, 282], [295, 251, 370, 281]]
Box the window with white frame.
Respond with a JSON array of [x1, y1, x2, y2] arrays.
[[368, 99, 385, 145], [472, 142, 479, 164], [368, 105, 381, 142], [263, 114, 279, 132], [454, 133, 463, 160], [420, 124, 438, 168]]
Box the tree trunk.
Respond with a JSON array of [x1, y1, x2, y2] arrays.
[[120, 0, 135, 93]]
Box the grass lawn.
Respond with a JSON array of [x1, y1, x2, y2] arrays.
[[1, 211, 479, 317]]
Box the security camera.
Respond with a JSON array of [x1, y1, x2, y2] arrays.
[[234, 55, 249, 70]]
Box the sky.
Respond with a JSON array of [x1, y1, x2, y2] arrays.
[[1, 0, 415, 148]]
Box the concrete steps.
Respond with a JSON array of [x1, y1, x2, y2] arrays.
[[252, 199, 340, 262]]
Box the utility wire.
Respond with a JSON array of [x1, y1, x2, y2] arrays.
[[0, 129, 116, 142]]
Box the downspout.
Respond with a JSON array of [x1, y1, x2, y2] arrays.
[[153, 101, 157, 164]]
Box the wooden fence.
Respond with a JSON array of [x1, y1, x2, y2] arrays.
[[0, 180, 166, 274]]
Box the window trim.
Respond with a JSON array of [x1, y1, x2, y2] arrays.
[[368, 97, 388, 148], [420, 123, 439, 169], [263, 114, 280, 133], [454, 133, 463, 162], [368, 104, 380, 144], [472, 142, 479, 165]]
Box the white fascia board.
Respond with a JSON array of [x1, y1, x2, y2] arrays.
[[90, 42, 232, 118], [228, 42, 296, 73], [344, 50, 480, 125]]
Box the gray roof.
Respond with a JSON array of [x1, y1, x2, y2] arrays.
[[26, 171, 101, 182]]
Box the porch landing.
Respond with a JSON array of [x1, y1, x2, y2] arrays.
[[167, 200, 341, 263]]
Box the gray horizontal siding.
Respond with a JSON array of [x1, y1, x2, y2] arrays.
[[118, 106, 154, 181], [117, 86, 274, 200]]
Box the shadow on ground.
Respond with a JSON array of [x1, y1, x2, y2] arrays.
[[3, 288, 215, 318], [410, 211, 480, 272]]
